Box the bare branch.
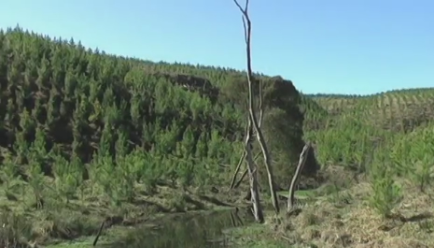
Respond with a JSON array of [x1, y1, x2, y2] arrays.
[[242, 17, 248, 43], [232, 0, 249, 14], [233, 0, 250, 43], [229, 151, 246, 189], [230, 152, 261, 189]]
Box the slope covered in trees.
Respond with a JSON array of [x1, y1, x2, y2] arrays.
[[0, 27, 318, 203]]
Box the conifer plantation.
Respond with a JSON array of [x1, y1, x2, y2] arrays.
[[1, 27, 434, 248]]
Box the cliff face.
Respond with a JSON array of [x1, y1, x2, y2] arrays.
[[261, 77, 320, 183], [218, 74, 320, 186]]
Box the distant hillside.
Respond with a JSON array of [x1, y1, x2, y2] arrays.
[[304, 88, 434, 132]]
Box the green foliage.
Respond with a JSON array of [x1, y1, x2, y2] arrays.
[[304, 90, 434, 217], [390, 125, 434, 191], [0, 27, 310, 209], [368, 150, 402, 217], [52, 154, 82, 203]]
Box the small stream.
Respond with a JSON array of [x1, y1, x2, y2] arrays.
[[100, 208, 255, 248]]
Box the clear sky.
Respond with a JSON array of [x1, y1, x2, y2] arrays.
[[1, 0, 433, 95]]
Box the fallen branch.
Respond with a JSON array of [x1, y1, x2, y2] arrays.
[[234, 167, 248, 189], [92, 220, 106, 246], [92, 216, 123, 246], [229, 151, 247, 189]]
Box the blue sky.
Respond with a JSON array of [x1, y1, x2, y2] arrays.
[[1, 0, 433, 95]]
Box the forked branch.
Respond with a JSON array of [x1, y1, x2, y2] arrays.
[[230, 152, 261, 189]]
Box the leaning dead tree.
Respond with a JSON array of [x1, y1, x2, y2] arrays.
[[287, 142, 311, 214], [232, 0, 280, 219]]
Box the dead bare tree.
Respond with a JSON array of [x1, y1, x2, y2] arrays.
[[287, 143, 311, 213], [232, 0, 280, 215]]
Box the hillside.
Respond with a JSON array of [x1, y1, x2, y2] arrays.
[[1, 26, 434, 248], [0, 27, 323, 246], [0, 27, 319, 187]]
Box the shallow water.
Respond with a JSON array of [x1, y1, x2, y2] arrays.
[[102, 208, 255, 248]]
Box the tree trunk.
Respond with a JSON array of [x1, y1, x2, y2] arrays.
[[243, 21, 280, 215], [232, 0, 280, 216], [245, 117, 264, 222]]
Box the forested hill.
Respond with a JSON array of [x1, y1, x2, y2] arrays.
[[0, 27, 319, 189]]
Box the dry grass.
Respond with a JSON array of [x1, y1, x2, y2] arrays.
[[282, 183, 433, 248], [230, 166, 434, 248]]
